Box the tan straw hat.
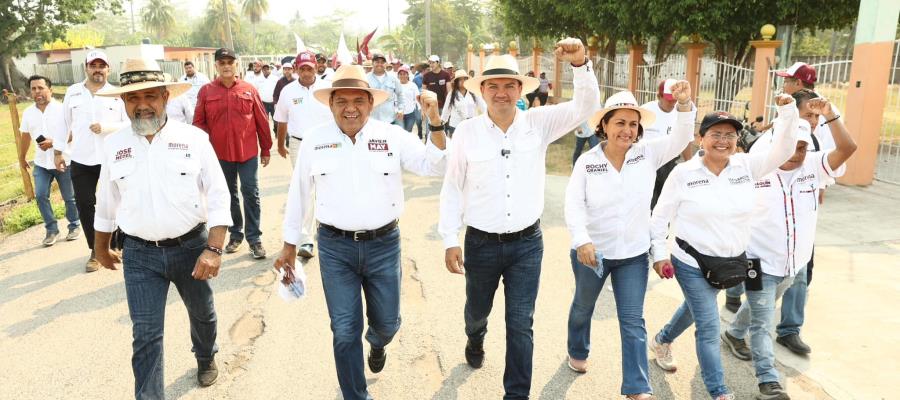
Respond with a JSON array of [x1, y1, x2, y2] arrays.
[[96, 58, 191, 98], [452, 69, 470, 82], [313, 64, 390, 106], [588, 90, 656, 130], [465, 54, 540, 96]]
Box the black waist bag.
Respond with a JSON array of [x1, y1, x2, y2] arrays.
[[676, 238, 750, 289]]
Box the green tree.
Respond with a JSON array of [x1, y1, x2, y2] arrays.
[[141, 0, 176, 41], [0, 0, 123, 92], [193, 0, 242, 50], [242, 0, 269, 52]]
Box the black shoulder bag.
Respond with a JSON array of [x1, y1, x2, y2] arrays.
[[676, 237, 751, 289]]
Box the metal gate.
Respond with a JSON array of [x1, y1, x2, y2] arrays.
[[876, 40, 900, 184]]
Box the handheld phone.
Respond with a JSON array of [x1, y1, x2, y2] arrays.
[[35, 135, 46, 143]]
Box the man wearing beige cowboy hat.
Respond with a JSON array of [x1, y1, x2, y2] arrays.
[[93, 58, 233, 399], [272, 64, 447, 400], [438, 38, 601, 399]]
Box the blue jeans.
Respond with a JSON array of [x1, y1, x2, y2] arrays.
[[415, 109, 424, 140], [122, 230, 218, 399], [567, 250, 651, 394], [656, 257, 730, 398], [777, 264, 808, 337], [728, 272, 794, 384], [33, 165, 79, 234], [464, 226, 543, 400], [318, 226, 402, 400], [572, 135, 599, 166], [725, 283, 744, 298], [218, 157, 262, 244], [403, 109, 419, 133]]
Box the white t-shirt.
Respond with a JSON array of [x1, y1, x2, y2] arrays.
[[166, 94, 195, 124], [400, 82, 420, 115], [259, 74, 279, 103], [640, 100, 678, 141]]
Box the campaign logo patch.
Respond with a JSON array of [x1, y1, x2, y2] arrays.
[[686, 178, 710, 188], [585, 163, 608, 174], [755, 179, 772, 189], [796, 173, 816, 183], [625, 154, 646, 165], [114, 147, 133, 162], [168, 142, 188, 151], [314, 143, 341, 151], [292, 97, 303, 105], [368, 139, 389, 152], [728, 175, 751, 185]]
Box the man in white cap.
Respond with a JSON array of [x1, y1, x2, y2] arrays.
[[63, 49, 129, 272], [641, 78, 695, 209], [367, 52, 405, 125], [93, 58, 232, 399], [721, 95, 856, 400], [273, 64, 447, 400], [439, 38, 600, 399]]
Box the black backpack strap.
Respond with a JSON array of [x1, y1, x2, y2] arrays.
[[810, 132, 821, 152]]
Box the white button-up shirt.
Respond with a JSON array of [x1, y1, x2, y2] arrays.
[[439, 60, 600, 249], [95, 120, 232, 240], [259, 74, 279, 103], [180, 72, 211, 108], [19, 100, 69, 169], [282, 119, 446, 245], [441, 91, 486, 128], [748, 151, 843, 277], [368, 72, 405, 123], [63, 81, 129, 166], [565, 109, 696, 260], [273, 79, 333, 139], [165, 94, 195, 124], [650, 102, 800, 268]]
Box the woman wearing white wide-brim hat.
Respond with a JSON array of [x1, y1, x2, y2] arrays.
[[563, 84, 695, 399], [440, 69, 485, 137]]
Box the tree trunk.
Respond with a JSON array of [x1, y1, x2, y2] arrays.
[[0, 55, 28, 95]]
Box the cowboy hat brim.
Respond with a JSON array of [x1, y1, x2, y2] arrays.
[[588, 103, 657, 131], [313, 87, 391, 107], [464, 74, 540, 97], [96, 81, 192, 99]]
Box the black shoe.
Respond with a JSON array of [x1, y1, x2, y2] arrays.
[[297, 243, 315, 258], [465, 339, 485, 369], [721, 331, 752, 361], [249, 242, 267, 259], [776, 334, 811, 355], [225, 239, 242, 253], [368, 347, 386, 373], [725, 295, 742, 313], [197, 358, 218, 387], [757, 382, 790, 400]]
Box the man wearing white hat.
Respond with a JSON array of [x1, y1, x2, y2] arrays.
[[93, 59, 232, 398], [439, 38, 600, 399], [63, 49, 130, 272], [641, 78, 695, 209], [273, 64, 447, 400]]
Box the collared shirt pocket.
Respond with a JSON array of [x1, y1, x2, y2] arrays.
[[370, 153, 403, 209], [310, 157, 339, 209], [109, 159, 138, 212], [205, 94, 225, 122], [466, 145, 500, 191], [167, 157, 202, 208], [236, 92, 254, 115]]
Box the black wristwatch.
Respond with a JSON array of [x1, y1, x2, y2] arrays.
[[429, 123, 445, 132], [204, 245, 224, 256]]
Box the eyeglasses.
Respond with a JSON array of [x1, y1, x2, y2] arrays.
[[707, 133, 739, 141]]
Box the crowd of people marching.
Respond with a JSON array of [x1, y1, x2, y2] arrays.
[[15, 35, 855, 400]]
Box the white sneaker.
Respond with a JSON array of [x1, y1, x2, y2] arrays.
[[714, 393, 735, 400], [650, 334, 677, 372]]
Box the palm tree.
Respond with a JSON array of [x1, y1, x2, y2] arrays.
[[141, 0, 176, 41], [242, 0, 269, 53], [202, 0, 240, 48]]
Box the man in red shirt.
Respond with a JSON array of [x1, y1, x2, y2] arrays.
[[194, 48, 273, 259]]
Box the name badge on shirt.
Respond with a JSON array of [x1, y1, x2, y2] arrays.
[[686, 178, 710, 188], [585, 163, 608, 175], [367, 139, 389, 152], [728, 175, 751, 185], [114, 147, 134, 162], [755, 179, 772, 189]]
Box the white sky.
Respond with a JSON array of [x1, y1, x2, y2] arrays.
[[179, 0, 410, 32]]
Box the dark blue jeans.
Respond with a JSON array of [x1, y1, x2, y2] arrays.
[[122, 230, 218, 399], [572, 135, 599, 166], [318, 226, 402, 400], [567, 250, 651, 394], [402, 109, 419, 133], [33, 165, 79, 234], [219, 157, 262, 244], [464, 226, 543, 400]]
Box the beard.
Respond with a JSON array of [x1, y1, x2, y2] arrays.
[[90, 72, 105, 84], [131, 109, 167, 136]]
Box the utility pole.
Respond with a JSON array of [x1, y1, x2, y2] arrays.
[[425, 0, 432, 56], [222, 0, 236, 51], [387, 0, 391, 32], [130, 0, 136, 34]]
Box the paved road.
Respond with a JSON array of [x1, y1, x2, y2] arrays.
[[1, 153, 897, 399]]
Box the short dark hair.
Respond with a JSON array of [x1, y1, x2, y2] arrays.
[[28, 75, 51, 88], [791, 88, 819, 109], [595, 108, 644, 141], [184, 61, 194, 67]]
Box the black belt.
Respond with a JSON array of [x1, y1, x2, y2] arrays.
[[319, 220, 398, 241], [466, 220, 540, 243], [125, 223, 206, 247]]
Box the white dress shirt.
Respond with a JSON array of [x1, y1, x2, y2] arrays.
[[748, 151, 844, 277], [649, 102, 800, 266], [165, 94, 195, 124], [438, 60, 601, 249], [317, 68, 335, 81], [565, 109, 696, 259], [95, 120, 232, 240], [259, 74, 279, 103], [246, 72, 267, 90], [274, 78, 333, 140], [400, 82, 420, 115], [19, 100, 69, 169], [367, 72, 405, 123], [63, 81, 129, 166], [441, 91, 486, 128], [282, 119, 446, 245], [180, 72, 211, 108], [640, 101, 679, 141]]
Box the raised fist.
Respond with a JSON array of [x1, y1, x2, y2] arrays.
[[805, 97, 835, 117], [775, 93, 794, 107], [670, 80, 692, 104], [421, 90, 439, 118], [554, 38, 586, 64]]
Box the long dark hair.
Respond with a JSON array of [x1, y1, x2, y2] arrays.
[[595, 109, 644, 141], [447, 76, 474, 110]]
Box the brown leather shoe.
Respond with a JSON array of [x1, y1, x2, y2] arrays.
[[197, 358, 218, 387], [85, 250, 100, 273], [567, 356, 587, 373]]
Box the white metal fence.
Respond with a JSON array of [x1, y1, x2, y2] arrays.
[[634, 54, 687, 105], [593, 54, 629, 101], [696, 57, 755, 121], [763, 56, 854, 122], [876, 40, 900, 184]]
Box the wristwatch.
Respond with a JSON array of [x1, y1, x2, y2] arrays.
[[429, 123, 445, 132]]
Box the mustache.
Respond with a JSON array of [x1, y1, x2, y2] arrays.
[[131, 109, 167, 136]]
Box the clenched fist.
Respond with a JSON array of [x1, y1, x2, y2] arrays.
[[670, 80, 692, 105], [554, 38, 586, 65], [421, 90, 440, 121], [775, 93, 794, 107], [805, 97, 836, 119]]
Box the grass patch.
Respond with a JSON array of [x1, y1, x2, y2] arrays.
[[1, 199, 65, 234], [0, 100, 34, 203]]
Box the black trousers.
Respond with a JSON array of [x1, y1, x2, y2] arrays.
[[651, 157, 679, 210], [70, 162, 101, 249]]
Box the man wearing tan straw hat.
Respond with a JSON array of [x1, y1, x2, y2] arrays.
[[438, 38, 600, 399], [273, 64, 447, 400], [92, 58, 232, 399], [63, 49, 130, 272]]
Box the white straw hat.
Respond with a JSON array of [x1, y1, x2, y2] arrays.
[[313, 64, 390, 106], [588, 91, 657, 130], [465, 54, 540, 96]]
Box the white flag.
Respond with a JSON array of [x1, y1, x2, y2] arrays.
[[294, 34, 306, 54], [336, 33, 354, 65]]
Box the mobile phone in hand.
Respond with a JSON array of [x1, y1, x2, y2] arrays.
[[35, 135, 46, 143]]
